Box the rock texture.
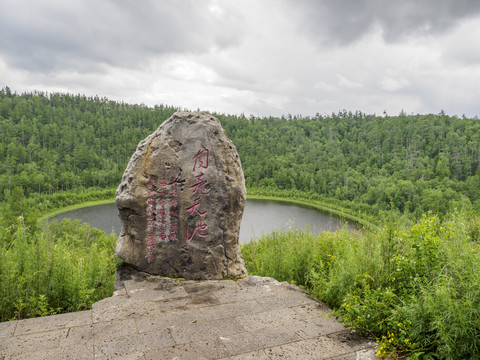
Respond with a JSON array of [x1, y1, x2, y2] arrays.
[[0, 273, 379, 359], [115, 111, 247, 279]]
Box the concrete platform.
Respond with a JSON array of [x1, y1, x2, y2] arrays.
[[0, 273, 378, 359]]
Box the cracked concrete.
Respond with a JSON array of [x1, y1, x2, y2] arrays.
[[0, 273, 379, 359]]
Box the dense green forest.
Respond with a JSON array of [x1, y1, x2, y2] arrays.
[[1, 88, 480, 358], [0, 87, 177, 196], [220, 111, 480, 218], [1, 87, 479, 221]]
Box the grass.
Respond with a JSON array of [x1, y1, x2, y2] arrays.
[[37, 199, 116, 224], [0, 218, 118, 322], [242, 211, 480, 359]]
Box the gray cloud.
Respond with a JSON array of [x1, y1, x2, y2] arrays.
[[291, 0, 480, 45], [2, 1, 480, 119], [0, 0, 244, 72]]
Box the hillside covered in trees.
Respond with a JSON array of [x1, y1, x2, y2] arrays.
[[1, 88, 479, 219], [2, 88, 480, 358]]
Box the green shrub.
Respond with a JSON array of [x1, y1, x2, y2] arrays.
[[0, 218, 118, 321], [242, 212, 480, 359]]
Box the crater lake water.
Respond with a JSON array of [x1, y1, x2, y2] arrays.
[[52, 199, 354, 244]]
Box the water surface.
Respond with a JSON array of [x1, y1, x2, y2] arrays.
[[53, 199, 354, 243]]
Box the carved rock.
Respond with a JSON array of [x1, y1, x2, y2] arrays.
[[115, 112, 247, 279]]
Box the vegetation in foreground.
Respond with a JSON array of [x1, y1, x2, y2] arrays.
[[0, 186, 118, 322], [242, 211, 480, 359], [0, 218, 117, 322], [2, 190, 480, 359]]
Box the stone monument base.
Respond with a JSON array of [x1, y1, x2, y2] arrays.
[[0, 272, 379, 359]]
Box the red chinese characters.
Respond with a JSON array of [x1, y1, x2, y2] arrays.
[[186, 149, 210, 243], [145, 177, 180, 262], [168, 185, 179, 241], [189, 173, 210, 196], [186, 219, 208, 242], [192, 149, 209, 172], [145, 178, 157, 263], [186, 198, 207, 217], [156, 183, 168, 243]]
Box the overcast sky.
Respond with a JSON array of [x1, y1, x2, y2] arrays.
[[2, 0, 480, 118]]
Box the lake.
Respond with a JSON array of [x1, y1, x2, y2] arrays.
[[52, 199, 354, 243]]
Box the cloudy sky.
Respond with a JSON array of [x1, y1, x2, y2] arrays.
[[2, 0, 480, 118]]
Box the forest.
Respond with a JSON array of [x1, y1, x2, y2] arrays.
[[1, 88, 480, 359], [1, 87, 479, 221]]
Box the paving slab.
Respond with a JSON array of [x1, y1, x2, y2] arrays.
[[219, 349, 271, 359], [170, 318, 244, 345], [293, 302, 333, 318], [289, 315, 347, 339], [14, 310, 92, 336], [220, 326, 301, 355], [154, 291, 221, 311], [123, 277, 189, 301], [0, 321, 16, 339], [92, 298, 161, 323], [5, 343, 94, 360], [0, 274, 379, 359], [0, 328, 68, 357], [182, 279, 240, 294], [60, 318, 137, 346], [331, 348, 379, 360], [255, 290, 316, 309], [264, 334, 372, 360], [145, 338, 230, 360], [136, 307, 206, 333], [235, 307, 305, 332], [199, 299, 266, 321], [94, 329, 174, 359]]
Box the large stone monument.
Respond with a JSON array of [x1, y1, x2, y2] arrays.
[[115, 112, 247, 280]]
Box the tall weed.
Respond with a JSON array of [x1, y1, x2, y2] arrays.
[[0, 218, 117, 321], [242, 212, 480, 359]]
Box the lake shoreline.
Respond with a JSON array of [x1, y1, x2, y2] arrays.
[[37, 198, 116, 223], [247, 194, 376, 230], [39, 194, 375, 231]]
